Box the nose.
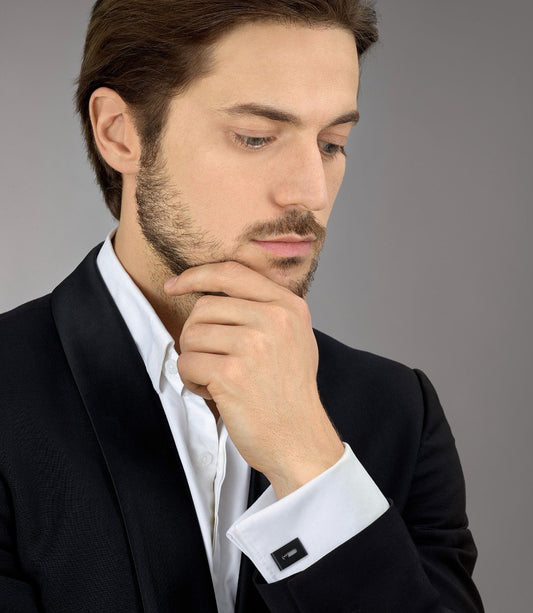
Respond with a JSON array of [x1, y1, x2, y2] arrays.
[[271, 138, 332, 213]]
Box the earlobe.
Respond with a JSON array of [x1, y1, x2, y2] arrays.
[[89, 87, 140, 175]]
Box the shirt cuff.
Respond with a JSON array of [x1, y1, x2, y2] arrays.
[[225, 441, 390, 583]]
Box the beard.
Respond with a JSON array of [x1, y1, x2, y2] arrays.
[[134, 144, 325, 300]]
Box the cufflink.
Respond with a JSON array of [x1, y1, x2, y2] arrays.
[[271, 537, 308, 570]]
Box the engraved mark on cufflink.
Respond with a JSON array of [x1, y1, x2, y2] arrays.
[[271, 537, 308, 570], [282, 548, 298, 560]]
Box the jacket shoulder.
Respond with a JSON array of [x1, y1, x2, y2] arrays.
[[313, 326, 418, 384], [313, 326, 425, 451], [0, 294, 55, 350], [0, 294, 63, 393]]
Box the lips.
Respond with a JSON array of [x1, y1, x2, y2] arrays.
[[252, 238, 313, 257]]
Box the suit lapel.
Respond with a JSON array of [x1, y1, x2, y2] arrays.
[[51, 244, 218, 613]]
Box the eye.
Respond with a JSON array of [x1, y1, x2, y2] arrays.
[[231, 133, 347, 159]]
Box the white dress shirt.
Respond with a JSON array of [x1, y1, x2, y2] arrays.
[[96, 228, 389, 613]]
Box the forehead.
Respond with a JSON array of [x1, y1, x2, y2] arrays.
[[209, 21, 358, 73], [180, 21, 359, 123]]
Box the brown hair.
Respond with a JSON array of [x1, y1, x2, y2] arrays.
[[74, 0, 379, 220]]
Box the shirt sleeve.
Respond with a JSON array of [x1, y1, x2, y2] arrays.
[[225, 441, 390, 583]]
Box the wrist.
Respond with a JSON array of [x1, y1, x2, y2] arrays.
[[267, 438, 345, 499]]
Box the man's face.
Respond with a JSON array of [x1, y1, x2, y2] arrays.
[[135, 21, 359, 298]]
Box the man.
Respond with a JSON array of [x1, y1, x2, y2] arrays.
[[0, 1, 484, 611]]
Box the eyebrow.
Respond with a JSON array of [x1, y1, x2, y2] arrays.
[[217, 102, 360, 128]]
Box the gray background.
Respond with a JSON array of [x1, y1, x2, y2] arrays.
[[1, 1, 531, 610]]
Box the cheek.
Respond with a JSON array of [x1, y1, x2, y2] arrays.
[[179, 147, 264, 235]]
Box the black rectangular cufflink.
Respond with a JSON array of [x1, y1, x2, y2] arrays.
[[271, 537, 308, 570]]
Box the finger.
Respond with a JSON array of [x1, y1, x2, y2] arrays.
[[180, 323, 250, 356], [177, 351, 233, 397], [187, 295, 265, 327], [164, 261, 289, 302]]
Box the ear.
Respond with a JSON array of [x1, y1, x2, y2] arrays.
[[89, 87, 141, 175]]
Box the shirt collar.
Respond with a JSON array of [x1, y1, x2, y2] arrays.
[[95, 227, 183, 395]]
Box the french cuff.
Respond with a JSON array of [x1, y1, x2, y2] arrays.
[[225, 441, 390, 583]]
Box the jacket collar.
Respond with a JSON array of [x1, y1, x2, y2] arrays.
[[96, 228, 176, 395]]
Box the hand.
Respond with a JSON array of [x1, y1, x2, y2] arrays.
[[163, 261, 344, 497]]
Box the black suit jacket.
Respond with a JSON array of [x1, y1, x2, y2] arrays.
[[0, 243, 484, 612]]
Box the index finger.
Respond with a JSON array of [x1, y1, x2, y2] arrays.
[[163, 261, 289, 302]]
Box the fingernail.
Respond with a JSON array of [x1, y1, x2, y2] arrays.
[[164, 277, 178, 291]]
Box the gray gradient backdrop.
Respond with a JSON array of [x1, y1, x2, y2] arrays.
[[1, 1, 531, 610]]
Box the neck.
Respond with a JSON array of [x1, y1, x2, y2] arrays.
[[112, 219, 194, 352]]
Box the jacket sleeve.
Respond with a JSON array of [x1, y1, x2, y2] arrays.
[[226, 441, 389, 582], [0, 474, 43, 613], [252, 368, 485, 612]]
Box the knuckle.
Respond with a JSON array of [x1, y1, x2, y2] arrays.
[[267, 303, 283, 320], [179, 332, 191, 351], [180, 322, 199, 349], [270, 303, 291, 328], [222, 357, 245, 382], [176, 352, 190, 376], [294, 296, 312, 321], [184, 322, 199, 339], [248, 328, 268, 353]]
